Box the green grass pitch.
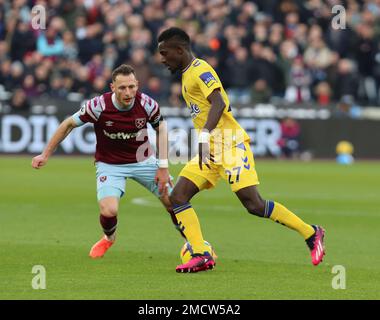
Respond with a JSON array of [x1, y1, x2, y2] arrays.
[[0, 156, 379, 300]]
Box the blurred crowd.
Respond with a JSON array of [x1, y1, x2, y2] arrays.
[[2, 0, 380, 112]]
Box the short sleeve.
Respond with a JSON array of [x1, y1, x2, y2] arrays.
[[194, 64, 222, 99], [141, 93, 162, 128], [71, 111, 85, 127], [76, 95, 105, 124]]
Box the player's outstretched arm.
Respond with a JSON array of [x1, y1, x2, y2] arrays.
[[31, 117, 77, 169]]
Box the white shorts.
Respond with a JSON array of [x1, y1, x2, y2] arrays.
[[95, 156, 172, 201]]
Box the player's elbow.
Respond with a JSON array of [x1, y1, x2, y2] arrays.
[[212, 100, 225, 112], [219, 103, 226, 112], [60, 118, 77, 134]]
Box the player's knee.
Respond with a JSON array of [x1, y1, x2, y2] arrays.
[[244, 199, 266, 217], [169, 191, 189, 206], [99, 203, 118, 217]]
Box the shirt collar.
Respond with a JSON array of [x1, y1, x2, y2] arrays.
[[182, 58, 196, 73], [112, 93, 134, 111]]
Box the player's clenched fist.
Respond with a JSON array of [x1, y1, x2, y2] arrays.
[[31, 154, 48, 169]]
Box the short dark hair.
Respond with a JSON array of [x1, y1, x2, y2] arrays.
[[157, 27, 191, 48], [112, 64, 135, 82]]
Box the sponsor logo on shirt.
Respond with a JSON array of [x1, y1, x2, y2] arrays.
[[79, 105, 86, 115], [193, 60, 201, 67], [199, 71, 217, 88], [103, 129, 142, 140], [105, 121, 114, 127]]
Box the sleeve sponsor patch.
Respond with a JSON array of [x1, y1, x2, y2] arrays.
[[199, 72, 217, 88], [79, 105, 86, 115], [152, 114, 161, 124]]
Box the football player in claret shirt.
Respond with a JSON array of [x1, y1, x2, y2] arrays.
[[158, 27, 326, 273], [32, 64, 179, 258]]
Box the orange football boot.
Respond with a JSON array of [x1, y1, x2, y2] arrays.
[[89, 236, 114, 258]]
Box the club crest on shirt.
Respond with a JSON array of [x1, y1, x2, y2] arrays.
[[135, 118, 146, 129], [99, 176, 107, 182], [189, 102, 200, 118]]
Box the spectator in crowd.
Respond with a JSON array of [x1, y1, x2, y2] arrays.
[[249, 42, 284, 97], [168, 82, 185, 108], [314, 81, 332, 106], [0, 40, 9, 62], [23, 51, 43, 75], [304, 28, 334, 84], [334, 95, 355, 118], [334, 58, 360, 101], [143, 76, 166, 102], [0, 59, 13, 91], [10, 61, 25, 88], [10, 20, 36, 61], [34, 64, 50, 95], [48, 76, 67, 99], [91, 76, 109, 96], [268, 23, 284, 55], [0, 7, 5, 40], [22, 74, 39, 98], [148, 51, 173, 97], [284, 11, 299, 39], [225, 46, 252, 104], [103, 45, 118, 71], [127, 47, 151, 89], [373, 42, 380, 104], [0, 0, 379, 107], [62, 75, 74, 96], [37, 24, 64, 59], [278, 39, 299, 89], [72, 65, 92, 98], [9, 88, 31, 112], [113, 24, 130, 67], [86, 53, 105, 83], [75, 15, 104, 64], [326, 20, 354, 58], [354, 22, 377, 104], [251, 79, 272, 105], [278, 117, 301, 158], [285, 56, 312, 104], [62, 30, 78, 60]]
